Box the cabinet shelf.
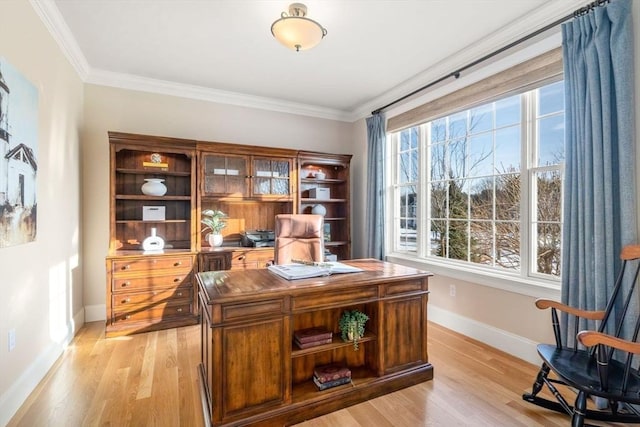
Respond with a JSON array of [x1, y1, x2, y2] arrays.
[[116, 219, 188, 224], [291, 331, 376, 358], [115, 195, 192, 201], [291, 366, 379, 403], [116, 168, 191, 177], [301, 178, 346, 184], [301, 198, 347, 203]]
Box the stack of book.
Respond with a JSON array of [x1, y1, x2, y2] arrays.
[[294, 327, 333, 349], [313, 363, 352, 391]]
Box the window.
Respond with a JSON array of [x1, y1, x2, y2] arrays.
[[390, 80, 564, 282]]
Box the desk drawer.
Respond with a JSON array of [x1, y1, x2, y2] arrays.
[[112, 255, 193, 274], [112, 288, 192, 309], [112, 273, 192, 292], [293, 286, 378, 311], [231, 249, 274, 270], [113, 302, 192, 323]]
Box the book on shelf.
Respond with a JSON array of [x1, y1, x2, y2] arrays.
[[313, 375, 352, 391], [313, 363, 351, 383], [294, 336, 333, 349], [294, 327, 333, 343], [268, 262, 363, 280]]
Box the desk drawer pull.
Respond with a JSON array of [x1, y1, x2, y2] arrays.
[[176, 292, 183, 297], [121, 265, 131, 270], [173, 277, 182, 282], [122, 298, 130, 303], [174, 261, 182, 267], [121, 281, 130, 288], [176, 308, 183, 313]]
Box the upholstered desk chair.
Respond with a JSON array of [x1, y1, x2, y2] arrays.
[[274, 214, 324, 264]]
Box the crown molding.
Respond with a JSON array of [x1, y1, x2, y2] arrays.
[[85, 69, 353, 122], [29, 0, 90, 80], [352, 0, 585, 120]]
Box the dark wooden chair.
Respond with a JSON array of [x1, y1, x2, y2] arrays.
[[523, 245, 640, 427]]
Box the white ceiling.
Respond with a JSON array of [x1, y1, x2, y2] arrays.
[[36, 0, 583, 121]]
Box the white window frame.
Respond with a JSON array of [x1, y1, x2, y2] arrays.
[[385, 82, 564, 300]]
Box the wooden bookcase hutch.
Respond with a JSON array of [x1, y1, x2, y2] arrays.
[[106, 132, 352, 337]]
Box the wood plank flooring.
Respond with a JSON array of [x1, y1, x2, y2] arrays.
[[6, 321, 629, 426]]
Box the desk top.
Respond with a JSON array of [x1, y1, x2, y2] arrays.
[[197, 259, 432, 304]]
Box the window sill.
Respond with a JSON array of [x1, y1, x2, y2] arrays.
[[386, 253, 561, 300]]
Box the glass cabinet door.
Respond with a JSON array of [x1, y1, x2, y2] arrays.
[[203, 154, 248, 196], [252, 158, 291, 197]]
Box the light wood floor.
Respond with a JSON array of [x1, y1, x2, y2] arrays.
[[7, 321, 630, 427]]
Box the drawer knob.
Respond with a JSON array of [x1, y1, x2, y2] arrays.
[[177, 292, 183, 297], [121, 265, 131, 270], [174, 261, 182, 267], [122, 281, 130, 287], [176, 308, 183, 312], [238, 256, 245, 261], [125, 315, 131, 320], [174, 277, 182, 282], [122, 298, 130, 303]]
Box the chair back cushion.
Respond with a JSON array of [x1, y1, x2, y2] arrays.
[[274, 214, 324, 264]]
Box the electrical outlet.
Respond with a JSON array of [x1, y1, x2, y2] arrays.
[[449, 284, 456, 297], [8, 328, 16, 352]]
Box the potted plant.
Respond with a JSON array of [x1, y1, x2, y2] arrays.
[[201, 209, 227, 247], [339, 309, 369, 350]]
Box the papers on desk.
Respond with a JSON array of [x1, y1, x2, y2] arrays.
[[268, 262, 364, 280]]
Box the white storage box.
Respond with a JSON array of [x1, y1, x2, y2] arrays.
[[309, 187, 330, 200], [142, 206, 166, 221]]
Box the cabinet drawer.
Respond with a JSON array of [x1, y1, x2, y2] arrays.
[[221, 299, 285, 322], [382, 280, 426, 297], [293, 286, 378, 311], [231, 249, 274, 270], [112, 288, 192, 308], [113, 302, 192, 323], [112, 256, 193, 274], [112, 273, 192, 292]]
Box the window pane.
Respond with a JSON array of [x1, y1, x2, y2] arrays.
[[538, 113, 565, 166], [448, 180, 468, 220], [495, 95, 520, 128], [448, 138, 466, 179], [448, 219, 468, 261], [431, 119, 446, 143], [430, 182, 447, 218], [468, 177, 493, 220], [495, 173, 520, 220], [536, 170, 562, 222], [496, 222, 520, 270], [430, 143, 445, 181], [470, 221, 493, 265], [470, 104, 493, 134], [536, 223, 561, 276], [430, 219, 446, 257], [495, 125, 520, 172], [468, 133, 493, 177], [449, 112, 467, 139], [539, 81, 564, 116], [399, 150, 417, 183]]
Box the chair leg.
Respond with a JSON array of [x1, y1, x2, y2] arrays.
[[571, 391, 587, 427], [524, 362, 550, 398]]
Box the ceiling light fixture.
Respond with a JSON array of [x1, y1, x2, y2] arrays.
[[271, 3, 327, 52]]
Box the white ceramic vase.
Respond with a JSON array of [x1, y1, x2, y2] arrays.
[[141, 178, 167, 196], [311, 204, 327, 216], [142, 228, 165, 252], [208, 233, 223, 247]]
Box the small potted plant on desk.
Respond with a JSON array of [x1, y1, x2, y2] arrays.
[[339, 309, 369, 350], [202, 209, 227, 247]]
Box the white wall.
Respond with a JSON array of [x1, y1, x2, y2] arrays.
[[81, 85, 354, 318], [0, 1, 84, 425]]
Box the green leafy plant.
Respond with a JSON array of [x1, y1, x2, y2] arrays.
[[201, 209, 227, 235], [339, 309, 369, 350]]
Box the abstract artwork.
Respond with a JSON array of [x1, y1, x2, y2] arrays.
[[0, 58, 38, 248]]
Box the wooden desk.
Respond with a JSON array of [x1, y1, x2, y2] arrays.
[[197, 259, 434, 426]]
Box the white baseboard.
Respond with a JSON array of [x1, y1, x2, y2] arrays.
[[0, 308, 85, 427], [84, 304, 106, 322], [429, 304, 541, 366]]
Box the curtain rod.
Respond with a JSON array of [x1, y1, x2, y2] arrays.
[[371, 0, 610, 116]]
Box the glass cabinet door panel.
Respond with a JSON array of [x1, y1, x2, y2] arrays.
[[252, 158, 291, 196]]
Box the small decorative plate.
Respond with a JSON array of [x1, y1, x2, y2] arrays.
[[150, 153, 162, 163]]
